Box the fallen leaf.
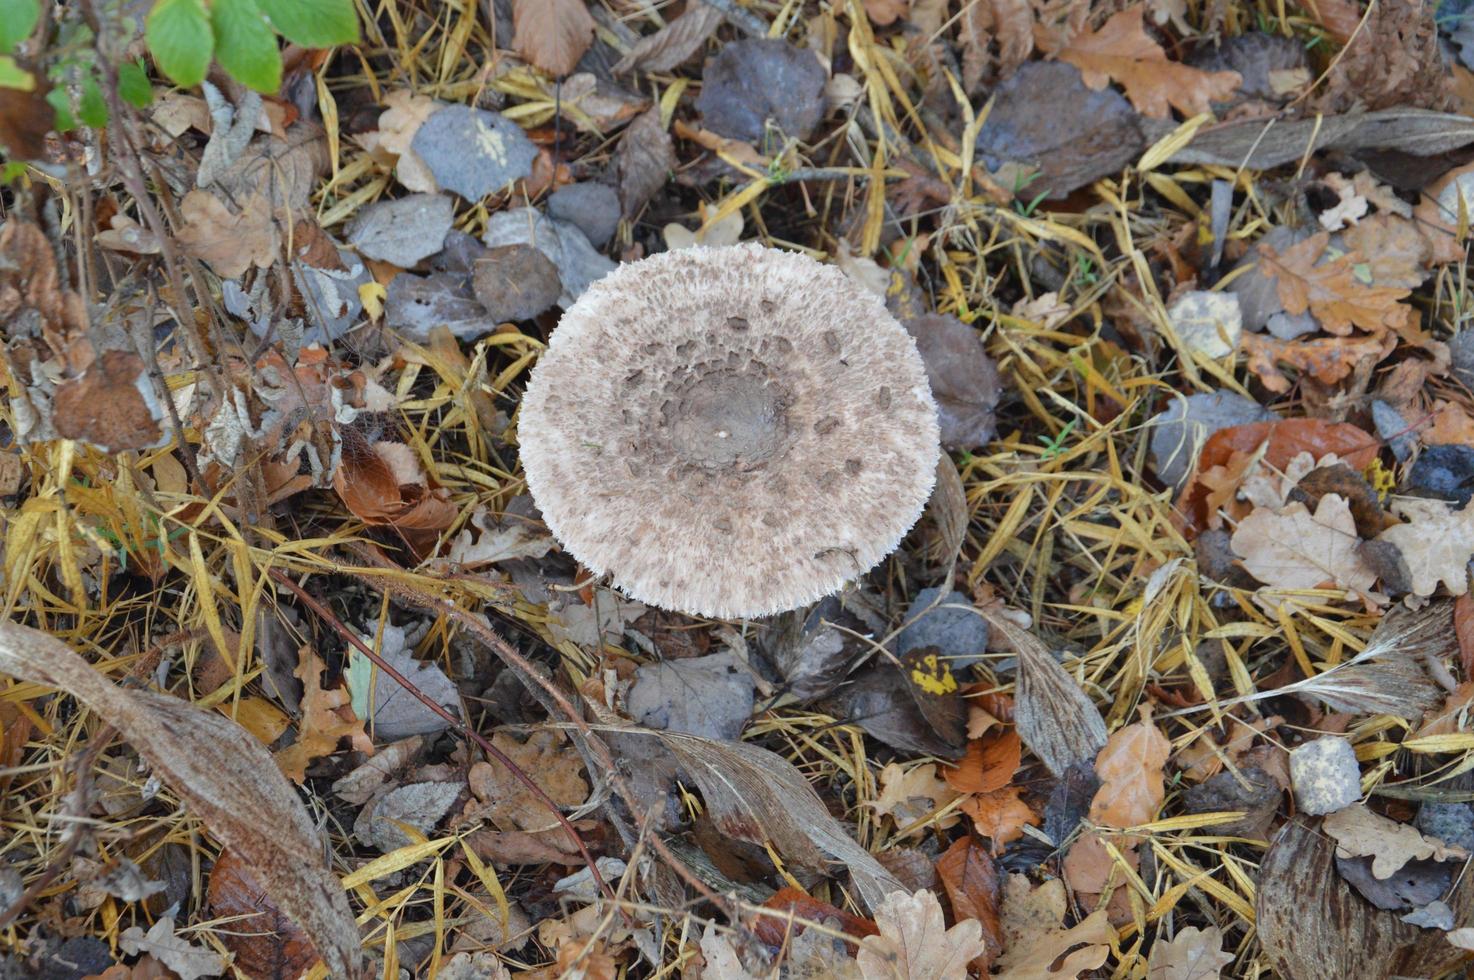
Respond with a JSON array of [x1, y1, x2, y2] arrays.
[[344, 625, 460, 740], [1258, 231, 1411, 336], [0, 622, 360, 977], [206, 848, 317, 980], [333, 430, 457, 555], [627, 651, 755, 741], [694, 38, 826, 143], [118, 918, 224, 980], [855, 889, 987, 979], [359, 89, 440, 192], [1240, 329, 1396, 394], [274, 646, 370, 783], [961, 786, 1037, 850], [1058, 7, 1241, 118], [994, 874, 1114, 980], [345, 192, 454, 267], [52, 349, 168, 454], [512, 0, 595, 77], [613, 105, 674, 217], [472, 245, 563, 323], [906, 314, 1002, 450], [1323, 804, 1469, 879], [872, 762, 961, 828], [175, 189, 277, 278], [752, 886, 879, 948], [1342, 214, 1431, 288], [1375, 498, 1474, 597], [1229, 494, 1377, 593], [934, 837, 1003, 970], [613, 0, 724, 74], [1147, 926, 1233, 979], [467, 730, 589, 833], [1090, 705, 1170, 828], [960, 0, 1034, 88], [1167, 291, 1242, 358], [944, 729, 1021, 794], [355, 779, 464, 851]]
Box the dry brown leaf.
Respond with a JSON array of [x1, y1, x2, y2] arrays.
[[855, 889, 988, 979], [466, 730, 589, 832], [1058, 7, 1241, 118], [175, 190, 278, 278], [1375, 498, 1474, 597], [873, 762, 961, 829], [960, 786, 1037, 851], [0, 621, 361, 977], [1147, 926, 1233, 979], [944, 729, 1021, 794], [1089, 705, 1170, 828], [1240, 329, 1395, 393], [512, 0, 595, 77], [935, 837, 1004, 971], [274, 647, 370, 783], [1258, 231, 1411, 336], [1229, 494, 1377, 593], [995, 874, 1114, 979], [1323, 804, 1469, 879], [1342, 214, 1431, 289], [864, 0, 910, 25], [51, 349, 167, 454], [960, 0, 1035, 88], [613, 0, 724, 74]]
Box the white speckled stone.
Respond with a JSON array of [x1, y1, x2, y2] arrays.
[[1290, 736, 1361, 816]]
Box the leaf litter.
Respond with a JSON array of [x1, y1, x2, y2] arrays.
[[8, 0, 1474, 976]]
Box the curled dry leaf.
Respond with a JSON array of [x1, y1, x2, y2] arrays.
[[1058, 7, 1241, 118], [1257, 818, 1474, 980], [1257, 232, 1412, 336], [0, 621, 361, 978], [333, 429, 457, 555], [994, 874, 1114, 980], [613, 0, 724, 74], [855, 889, 987, 980], [651, 729, 904, 911], [274, 646, 370, 783], [978, 604, 1107, 777], [1090, 705, 1170, 828]]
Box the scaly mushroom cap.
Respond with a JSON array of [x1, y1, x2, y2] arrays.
[[519, 243, 941, 619]]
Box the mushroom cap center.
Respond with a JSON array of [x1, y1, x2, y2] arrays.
[[668, 369, 789, 468]]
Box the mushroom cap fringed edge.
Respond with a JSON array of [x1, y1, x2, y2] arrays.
[[519, 243, 942, 619]]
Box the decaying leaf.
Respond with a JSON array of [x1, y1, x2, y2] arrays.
[[872, 762, 961, 829], [1090, 706, 1170, 828], [994, 874, 1114, 980], [978, 604, 1108, 777], [118, 917, 224, 980], [512, 0, 595, 77], [0, 621, 361, 978], [905, 314, 1002, 450], [651, 729, 904, 910], [1323, 804, 1469, 879], [1229, 494, 1377, 593], [934, 837, 1003, 970], [1257, 819, 1474, 980], [1257, 232, 1412, 336], [1058, 7, 1241, 118], [274, 646, 370, 783], [206, 848, 318, 980], [1147, 926, 1233, 979], [855, 889, 987, 979], [1375, 498, 1474, 596]]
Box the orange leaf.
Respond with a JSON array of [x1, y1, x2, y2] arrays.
[[1058, 6, 1241, 118], [273, 648, 369, 783], [1258, 231, 1411, 336], [960, 786, 1037, 851], [752, 886, 878, 947], [935, 837, 1003, 970], [1088, 705, 1169, 828], [944, 729, 1021, 794], [1240, 330, 1396, 394]]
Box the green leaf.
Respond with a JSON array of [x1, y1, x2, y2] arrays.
[[145, 0, 212, 88], [79, 74, 107, 129], [45, 88, 74, 131], [256, 0, 359, 48], [1, 161, 29, 184], [0, 0, 40, 54], [118, 60, 154, 107], [211, 0, 282, 93], [0, 54, 34, 90]]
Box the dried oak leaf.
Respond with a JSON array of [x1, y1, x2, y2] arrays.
[[511, 0, 595, 77], [1258, 231, 1411, 336], [1240, 330, 1396, 394], [1146, 925, 1233, 979], [855, 889, 988, 980], [1374, 498, 1474, 597], [994, 874, 1114, 980], [1058, 6, 1241, 118], [960, 0, 1034, 89], [935, 837, 1003, 971], [873, 762, 962, 829], [175, 189, 278, 278], [1230, 493, 1377, 593], [1323, 804, 1469, 879], [961, 786, 1037, 850], [274, 647, 370, 784], [466, 730, 589, 833]]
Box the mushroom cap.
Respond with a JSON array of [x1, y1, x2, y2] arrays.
[[519, 243, 941, 619]]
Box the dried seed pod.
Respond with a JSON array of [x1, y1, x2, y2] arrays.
[[519, 243, 941, 618]]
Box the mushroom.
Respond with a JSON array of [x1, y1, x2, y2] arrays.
[[519, 243, 941, 619]]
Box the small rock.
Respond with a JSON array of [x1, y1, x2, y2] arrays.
[[893, 587, 990, 669], [411, 104, 538, 201], [1409, 444, 1474, 506], [1416, 801, 1474, 852], [472, 245, 562, 322], [346, 193, 454, 267], [1289, 736, 1360, 815], [1167, 290, 1242, 358], [547, 182, 621, 247]]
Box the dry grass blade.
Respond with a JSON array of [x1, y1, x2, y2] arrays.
[[1257, 819, 1474, 980], [0, 621, 362, 979], [653, 729, 903, 911], [979, 607, 1107, 776]]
